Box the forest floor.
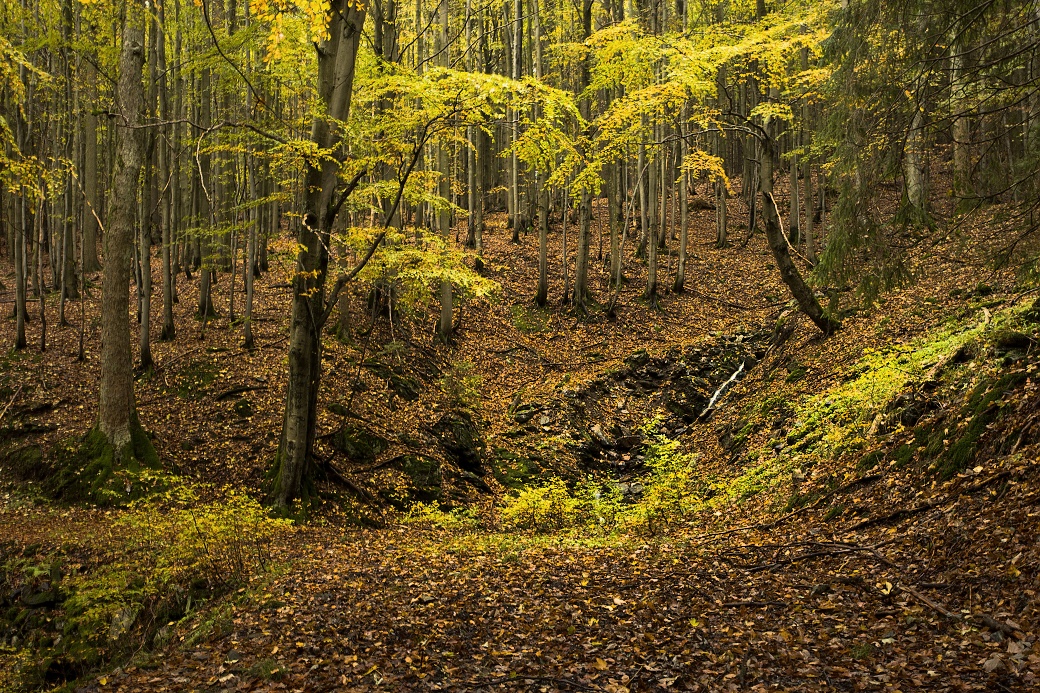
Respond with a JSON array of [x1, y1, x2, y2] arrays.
[[2, 176, 1040, 691]]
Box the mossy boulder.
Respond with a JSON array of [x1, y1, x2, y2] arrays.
[[491, 447, 542, 489], [331, 425, 389, 465], [42, 420, 163, 506], [433, 411, 484, 473], [362, 361, 422, 401], [397, 455, 442, 501]]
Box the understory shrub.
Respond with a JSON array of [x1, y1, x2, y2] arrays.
[[8, 484, 293, 688], [497, 438, 708, 536]]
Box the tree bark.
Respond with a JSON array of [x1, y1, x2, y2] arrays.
[[760, 134, 838, 335], [273, 0, 367, 511], [99, 13, 148, 455]]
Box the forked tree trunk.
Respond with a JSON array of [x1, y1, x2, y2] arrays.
[[273, 0, 367, 511]]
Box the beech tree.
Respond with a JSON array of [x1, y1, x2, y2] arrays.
[[95, 1, 156, 466]]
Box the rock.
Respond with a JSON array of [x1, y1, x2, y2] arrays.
[[332, 424, 389, 465], [491, 448, 541, 489], [22, 589, 58, 608], [456, 469, 491, 493], [590, 424, 614, 448], [538, 415, 551, 427], [433, 410, 484, 473], [363, 361, 421, 401], [513, 403, 541, 424], [625, 349, 650, 368], [109, 605, 138, 640], [233, 397, 253, 418], [614, 435, 642, 450]]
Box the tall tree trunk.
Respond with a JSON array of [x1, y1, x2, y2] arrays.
[[536, 173, 549, 306], [950, 28, 971, 202], [98, 13, 153, 462], [571, 0, 594, 310], [903, 106, 928, 223], [197, 65, 216, 318], [36, 201, 46, 352], [509, 0, 522, 240], [801, 47, 815, 262], [636, 135, 648, 257], [674, 131, 688, 292], [159, 0, 175, 341], [273, 0, 367, 511], [82, 60, 102, 272], [435, 0, 452, 341], [609, 153, 623, 286]]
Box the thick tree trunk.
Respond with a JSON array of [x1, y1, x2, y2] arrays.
[[99, 15, 148, 455], [274, 0, 367, 511], [435, 0, 452, 341]]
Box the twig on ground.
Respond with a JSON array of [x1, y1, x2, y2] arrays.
[[0, 385, 25, 422]]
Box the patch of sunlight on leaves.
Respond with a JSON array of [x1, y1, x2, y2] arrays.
[[63, 483, 293, 651], [496, 437, 715, 538], [716, 300, 1036, 508]]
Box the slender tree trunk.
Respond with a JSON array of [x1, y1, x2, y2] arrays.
[[158, 0, 175, 341], [561, 189, 570, 303], [197, 65, 216, 318], [82, 61, 102, 272], [609, 153, 623, 286], [36, 201, 46, 352], [636, 136, 648, 257], [535, 172, 549, 306], [674, 143, 688, 291], [760, 133, 838, 335], [14, 194, 27, 350]]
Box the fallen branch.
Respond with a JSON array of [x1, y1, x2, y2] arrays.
[[462, 675, 598, 691], [214, 384, 268, 401], [848, 470, 1012, 532], [895, 584, 1019, 636], [721, 600, 788, 609], [742, 541, 897, 573], [693, 473, 883, 545], [0, 385, 24, 422], [314, 455, 375, 502]]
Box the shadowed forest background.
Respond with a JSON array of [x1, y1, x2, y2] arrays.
[[3, 0, 1040, 690]]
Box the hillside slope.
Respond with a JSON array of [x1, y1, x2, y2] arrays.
[[2, 185, 1040, 691]]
